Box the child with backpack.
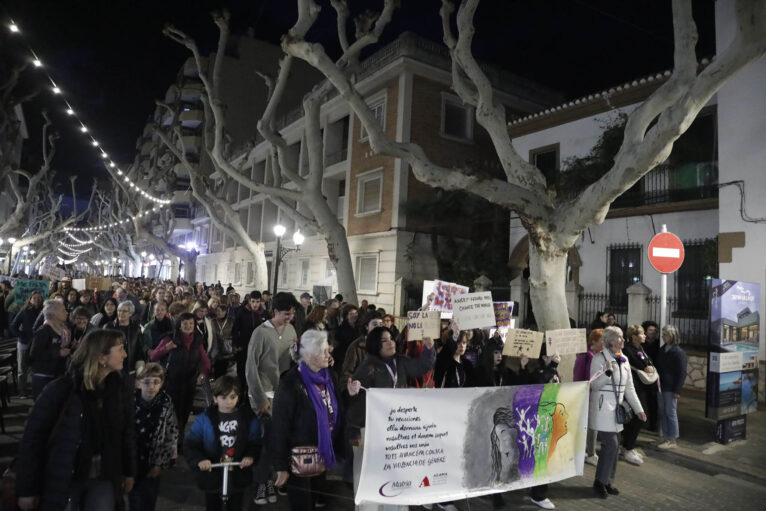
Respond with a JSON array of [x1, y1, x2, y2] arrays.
[[184, 375, 261, 511]]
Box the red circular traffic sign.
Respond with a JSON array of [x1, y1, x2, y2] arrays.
[[648, 232, 685, 273]]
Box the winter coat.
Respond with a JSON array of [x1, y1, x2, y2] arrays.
[[184, 405, 261, 492], [15, 371, 136, 511], [341, 336, 367, 383], [142, 316, 174, 355], [106, 319, 146, 374], [622, 342, 658, 393], [589, 350, 644, 433], [271, 366, 344, 472], [151, 334, 211, 389], [29, 324, 70, 377], [655, 344, 688, 395], [334, 320, 358, 368], [134, 389, 178, 477], [10, 307, 43, 345], [231, 305, 267, 353], [347, 348, 435, 435], [573, 350, 596, 382]]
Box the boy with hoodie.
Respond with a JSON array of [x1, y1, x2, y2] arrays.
[[185, 375, 261, 511]]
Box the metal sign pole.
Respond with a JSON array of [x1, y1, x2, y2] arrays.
[[660, 224, 668, 342]]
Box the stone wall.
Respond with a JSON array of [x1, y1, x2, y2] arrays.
[[684, 351, 708, 391]]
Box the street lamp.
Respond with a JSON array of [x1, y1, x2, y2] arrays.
[[272, 224, 304, 294]]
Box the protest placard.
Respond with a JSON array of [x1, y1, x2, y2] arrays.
[[406, 311, 441, 341], [502, 328, 545, 358], [40, 263, 66, 281], [545, 328, 587, 356], [72, 279, 87, 291], [430, 279, 469, 312], [451, 291, 495, 330], [13, 279, 50, 308], [493, 301, 514, 327]]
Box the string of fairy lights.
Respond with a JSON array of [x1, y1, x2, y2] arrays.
[[4, 15, 172, 238]]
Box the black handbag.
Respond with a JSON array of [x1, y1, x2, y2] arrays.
[[609, 361, 634, 424]]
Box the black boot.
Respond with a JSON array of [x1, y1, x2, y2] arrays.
[[593, 480, 608, 499], [605, 484, 620, 495]]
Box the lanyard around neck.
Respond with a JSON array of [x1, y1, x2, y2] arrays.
[[384, 359, 398, 388]]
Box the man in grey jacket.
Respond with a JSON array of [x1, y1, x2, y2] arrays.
[[246, 291, 299, 505]]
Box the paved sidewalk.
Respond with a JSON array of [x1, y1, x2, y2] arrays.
[[2, 390, 764, 510]]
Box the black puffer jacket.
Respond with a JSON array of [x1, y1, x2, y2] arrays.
[[270, 366, 344, 472], [106, 319, 145, 374], [15, 371, 136, 510]]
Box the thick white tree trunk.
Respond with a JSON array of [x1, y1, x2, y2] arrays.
[[309, 195, 358, 304]]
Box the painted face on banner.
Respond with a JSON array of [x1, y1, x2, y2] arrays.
[[549, 403, 569, 456]]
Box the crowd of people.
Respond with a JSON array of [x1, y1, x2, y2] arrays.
[[0, 277, 688, 511]]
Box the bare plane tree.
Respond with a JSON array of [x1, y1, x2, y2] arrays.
[[163, 11, 360, 303], [282, 0, 766, 331]]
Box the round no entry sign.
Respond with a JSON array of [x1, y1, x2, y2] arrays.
[[648, 232, 685, 273]]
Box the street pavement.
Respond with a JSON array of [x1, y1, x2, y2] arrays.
[[1, 389, 764, 510]]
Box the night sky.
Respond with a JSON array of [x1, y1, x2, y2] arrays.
[[1, 0, 715, 198]]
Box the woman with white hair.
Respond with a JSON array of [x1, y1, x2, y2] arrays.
[[589, 326, 645, 499], [106, 300, 146, 380], [29, 299, 71, 398], [271, 330, 342, 510], [654, 325, 688, 449]]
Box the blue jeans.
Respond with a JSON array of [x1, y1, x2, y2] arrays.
[[658, 391, 679, 439]]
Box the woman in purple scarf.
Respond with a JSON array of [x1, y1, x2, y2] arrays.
[[271, 330, 342, 510]]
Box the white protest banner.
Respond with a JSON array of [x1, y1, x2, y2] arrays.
[[451, 291, 495, 330], [544, 329, 587, 356], [72, 279, 87, 291], [406, 311, 441, 341], [503, 328, 545, 358], [356, 382, 589, 506]]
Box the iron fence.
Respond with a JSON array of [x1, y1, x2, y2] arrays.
[[646, 295, 710, 348], [576, 293, 628, 330]]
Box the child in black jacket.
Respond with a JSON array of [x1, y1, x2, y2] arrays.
[[184, 375, 261, 511]]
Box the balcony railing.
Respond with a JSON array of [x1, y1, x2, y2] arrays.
[[612, 161, 718, 209]]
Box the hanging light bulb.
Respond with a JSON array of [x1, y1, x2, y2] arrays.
[[33, 59, 42, 67], [91, 140, 98, 146], [9, 23, 20, 33], [80, 126, 88, 133], [66, 108, 74, 115], [52, 86, 61, 94]]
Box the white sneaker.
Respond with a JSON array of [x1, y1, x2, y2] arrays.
[[621, 449, 644, 465], [584, 454, 599, 466], [530, 497, 556, 509], [658, 439, 677, 449]]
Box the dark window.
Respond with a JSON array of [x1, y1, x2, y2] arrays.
[[676, 239, 716, 314], [443, 100, 471, 139], [607, 244, 641, 309], [531, 145, 559, 185]]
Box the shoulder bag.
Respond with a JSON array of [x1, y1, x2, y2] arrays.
[[609, 362, 634, 424], [631, 347, 658, 384], [290, 446, 326, 477]]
